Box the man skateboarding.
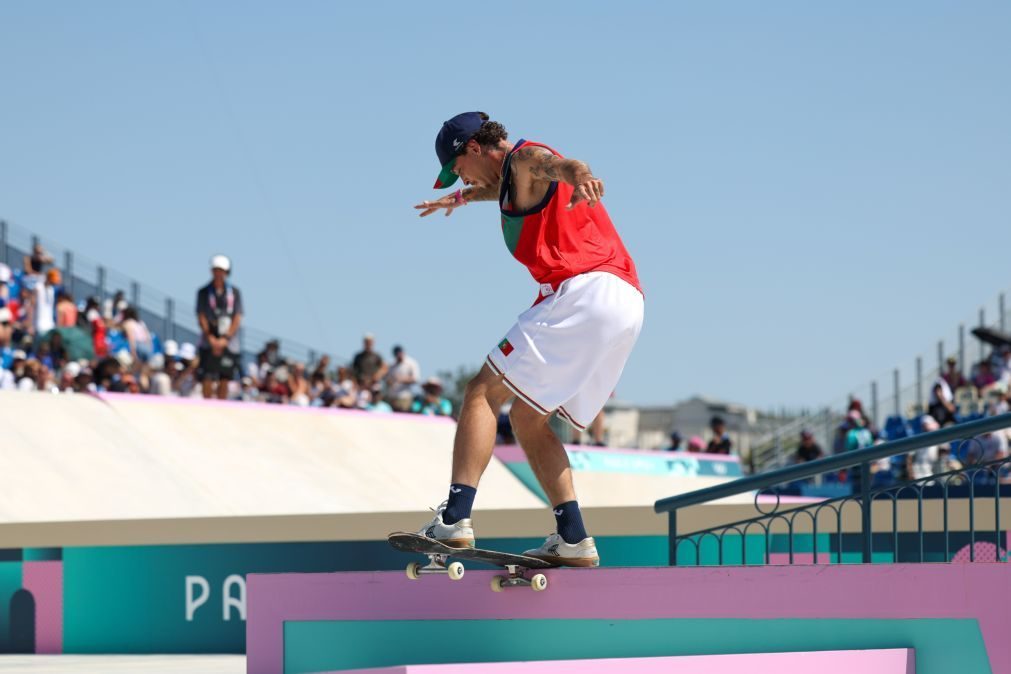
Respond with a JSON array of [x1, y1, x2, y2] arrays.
[[412, 112, 644, 567]]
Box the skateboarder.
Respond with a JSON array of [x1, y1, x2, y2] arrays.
[[412, 112, 644, 567]]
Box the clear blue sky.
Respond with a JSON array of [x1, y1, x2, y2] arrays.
[[1, 1, 1008, 410]]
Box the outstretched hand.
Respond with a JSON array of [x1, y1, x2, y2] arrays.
[[414, 194, 461, 217], [567, 175, 604, 210]]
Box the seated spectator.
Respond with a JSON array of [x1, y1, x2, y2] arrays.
[[795, 429, 824, 463], [11, 350, 32, 390], [83, 297, 108, 358], [311, 354, 332, 382], [55, 291, 78, 328], [0, 306, 13, 370], [0, 359, 15, 390], [246, 349, 270, 388], [6, 286, 31, 337], [368, 385, 394, 413], [121, 306, 153, 365], [331, 366, 358, 408], [941, 356, 967, 390], [907, 415, 940, 481], [384, 345, 420, 411], [263, 339, 282, 368], [974, 361, 998, 393], [687, 436, 705, 452], [927, 375, 956, 426], [44, 331, 69, 372], [834, 398, 873, 453], [148, 353, 173, 396], [260, 368, 290, 404], [411, 377, 453, 416], [308, 371, 330, 404], [102, 290, 127, 326], [288, 361, 311, 406], [0, 263, 12, 307], [995, 347, 1011, 388], [844, 410, 875, 492], [57, 361, 82, 392], [354, 376, 374, 409], [665, 430, 683, 452], [175, 343, 200, 397], [706, 416, 732, 454]]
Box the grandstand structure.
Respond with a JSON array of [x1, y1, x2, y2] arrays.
[[751, 286, 1011, 472], [0, 218, 332, 370]]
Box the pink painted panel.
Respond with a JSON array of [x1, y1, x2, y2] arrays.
[[21, 562, 63, 654], [246, 564, 1009, 674], [767, 552, 830, 565], [330, 649, 914, 674]]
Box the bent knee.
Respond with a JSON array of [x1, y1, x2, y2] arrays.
[[509, 399, 550, 430], [464, 364, 511, 406]]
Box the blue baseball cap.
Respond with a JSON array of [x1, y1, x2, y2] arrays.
[[433, 112, 485, 189]]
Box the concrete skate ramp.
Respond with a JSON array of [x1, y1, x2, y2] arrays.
[[0, 392, 542, 523]]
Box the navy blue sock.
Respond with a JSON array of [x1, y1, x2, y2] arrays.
[[553, 501, 588, 544], [443, 484, 476, 525]]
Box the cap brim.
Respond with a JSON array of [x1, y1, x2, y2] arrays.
[[433, 157, 459, 189]]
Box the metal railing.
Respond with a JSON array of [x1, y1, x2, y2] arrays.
[[655, 412, 1011, 566], [1, 219, 336, 369]]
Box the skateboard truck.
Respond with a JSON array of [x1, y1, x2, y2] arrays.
[[406, 554, 465, 581], [490, 565, 548, 592]]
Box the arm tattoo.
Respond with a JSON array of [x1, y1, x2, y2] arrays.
[[514, 146, 591, 185], [462, 184, 499, 203]]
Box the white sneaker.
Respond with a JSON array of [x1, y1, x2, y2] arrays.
[[523, 533, 600, 567], [416, 501, 475, 549]]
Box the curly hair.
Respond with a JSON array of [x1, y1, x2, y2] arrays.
[[469, 112, 508, 149]]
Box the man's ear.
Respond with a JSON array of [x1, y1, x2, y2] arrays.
[[466, 138, 481, 155]]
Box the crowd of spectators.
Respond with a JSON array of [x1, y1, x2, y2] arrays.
[[795, 372, 1011, 489], [664, 416, 735, 455], [0, 248, 453, 418]]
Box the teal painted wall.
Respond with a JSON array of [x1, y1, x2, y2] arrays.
[[0, 561, 22, 652], [58, 536, 668, 653], [283, 618, 991, 674]]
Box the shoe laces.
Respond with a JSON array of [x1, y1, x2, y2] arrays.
[[423, 500, 449, 527]]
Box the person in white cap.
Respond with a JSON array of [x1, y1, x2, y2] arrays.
[[196, 255, 243, 399]]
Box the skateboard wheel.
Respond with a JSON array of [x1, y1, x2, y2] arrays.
[[490, 576, 505, 592], [531, 574, 548, 592], [447, 562, 465, 580], [406, 562, 421, 580]]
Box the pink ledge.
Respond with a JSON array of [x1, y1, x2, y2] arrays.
[[327, 649, 915, 674], [246, 565, 1010, 674]]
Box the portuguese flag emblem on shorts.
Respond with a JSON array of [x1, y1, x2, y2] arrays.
[[499, 338, 514, 357]]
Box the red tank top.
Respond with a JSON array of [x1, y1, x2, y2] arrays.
[[499, 140, 641, 304]]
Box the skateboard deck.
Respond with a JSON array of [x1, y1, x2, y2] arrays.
[[388, 531, 555, 591]]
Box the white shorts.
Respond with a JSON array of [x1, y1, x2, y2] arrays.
[[486, 271, 644, 430]]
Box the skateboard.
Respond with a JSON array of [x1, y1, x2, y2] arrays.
[[388, 532, 556, 592]]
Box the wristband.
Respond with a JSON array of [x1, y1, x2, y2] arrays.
[[453, 189, 466, 206]]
